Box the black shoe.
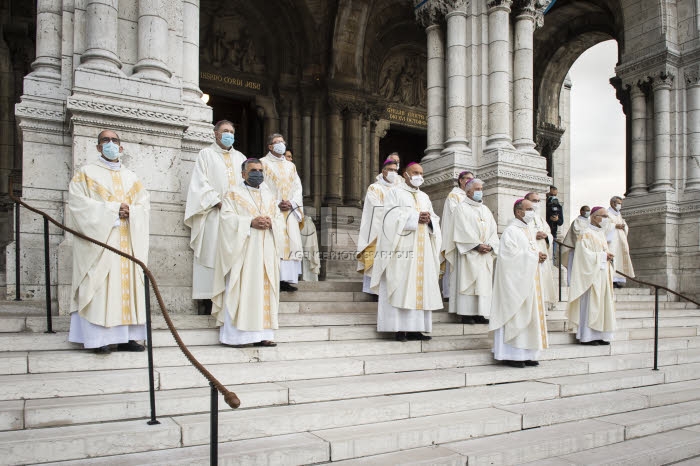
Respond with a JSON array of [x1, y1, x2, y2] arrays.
[[461, 316, 476, 325], [117, 340, 146, 352], [474, 316, 490, 324], [407, 332, 432, 341], [613, 283, 624, 289], [580, 340, 600, 346], [197, 299, 213, 316], [94, 345, 111, 354], [280, 282, 298, 292], [395, 331, 408, 342], [596, 340, 611, 345], [503, 360, 525, 368], [524, 360, 540, 366]]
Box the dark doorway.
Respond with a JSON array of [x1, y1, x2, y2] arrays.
[[203, 91, 265, 157], [379, 126, 427, 171]]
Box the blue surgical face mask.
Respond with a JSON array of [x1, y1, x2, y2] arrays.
[[101, 141, 120, 160], [472, 190, 483, 202], [220, 132, 235, 148]]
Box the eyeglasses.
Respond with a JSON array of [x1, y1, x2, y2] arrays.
[[99, 137, 120, 144]]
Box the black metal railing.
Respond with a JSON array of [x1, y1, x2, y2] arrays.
[[9, 179, 238, 465], [554, 239, 700, 371]]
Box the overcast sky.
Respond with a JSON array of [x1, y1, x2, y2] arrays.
[[568, 40, 626, 223]]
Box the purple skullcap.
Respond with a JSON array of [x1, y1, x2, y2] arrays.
[[406, 162, 418, 168], [591, 206, 605, 214], [382, 158, 397, 167], [514, 198, 524, 206]]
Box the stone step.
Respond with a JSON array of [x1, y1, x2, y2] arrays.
[[44, 432, 330, 466], [312, 407, 521, 461], [157, 357, 365, 390], [0, 418, 181, 464], [294, 281, 363, 292], [578, 350, 679, 373], [0, 400, 23, 431], [617, 317, 700, 330], [624, 379, 700, 407], [279, 369, 466, 404], [538, 367, 666, 397], [24, 383, 288, 429], [280, 291, 373, 302], [0, 352, 26, 375], [360, 349, 493, 374], [538, 428, 700, 466], [330, 446, 464, 465], [443, 419, 624, 466], [662, 362, 700, 383], [598, 399, 700, 440], [174, 396, 410, 446], [0, 368, 155, 401], [448, 359, 591, 386], [0, 316, 25, 332], [498, 391, 648, 428], [396, 381, 558, 418], [612, 336, 700, 355]]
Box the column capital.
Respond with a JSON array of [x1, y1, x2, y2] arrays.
[[684, 64, 700, 87], [487, 0, 513, 13], [651, 71, 675, 91], [413, 0, 449, 27]]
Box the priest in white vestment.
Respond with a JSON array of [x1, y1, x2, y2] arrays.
[[440, 170, 473, 298], [370, 162, 443, 342], [261, 133, 304, 292], [490, 199, 549, 368], [562, 205, 591, 284], [185, 120, 246, 312], [524, 192, 556, 306], [212, 159, 284, 347], [357, 159, 399, 294], [607, 196, 635, 288], [444, 178, 499, 324], [387, 152, 403, 185], [67, 130, 150, 354], [567, 206, 616, 345]]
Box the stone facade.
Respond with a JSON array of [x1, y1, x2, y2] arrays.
[[4, 0, 700, 312]]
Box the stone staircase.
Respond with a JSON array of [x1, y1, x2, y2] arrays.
[[2, 282, 700, 465]]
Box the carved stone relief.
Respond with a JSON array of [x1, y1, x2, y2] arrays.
[[200, 13, 265, 73], [377, 54, 427, 108]]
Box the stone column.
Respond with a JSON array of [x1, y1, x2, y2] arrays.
[[443, 1, 471, 155], [182, 0, 204, 102], [424, 24, 446, 160], [369, 121, 378, 178], [79, 0, 123, 74], [325, 103, 343, 206], [133, 0, 171, 81], [31, 0, 63, 80], [512, 1, 538, 154], [628, 82, 648, 195], [302, 108, 312, 198], [344, 109, 362, 207], [650, 72, 674, 192], [486, 0, 514, 150], [685, 68, 700, 190]]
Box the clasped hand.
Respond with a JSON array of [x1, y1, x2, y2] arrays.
[[278, 200, 293, 212], [418, 212, 431, 224], [251, 216, 272, 230], [538, 252, 547, 263], [476, 244, 492, 254], [119, 203, 130, 219], [606, 252, 615, 262], [536, 231, 548, 240]]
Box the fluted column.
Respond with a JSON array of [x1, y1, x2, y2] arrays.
[[325, 103, 343, 206], [628, 82, 649, 195], [182, 0, 204, 102], [685, 68, 700, 190], [31, 0, 63, 80], [651, 72, 674, 192], [133, 0, 171, 81], [344, 109, 362, 207], [424, 24, 446, 160], [512, 1, 538, 154], [79, 0, 123, 74], [443, 1, 471, 155], [370, 121, 378, 178], [486, 0, 514, 150]]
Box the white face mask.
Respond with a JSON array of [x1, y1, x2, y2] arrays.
[[386, 171, 398, 183], [409, 175, 424, 187], [615, 203, 622, 212], [583, 211, 591, 218], [598, 218, 610, 229], [523, 210, 536, 224], [272, 142, 286, 155], [532, 203, 540, 213]]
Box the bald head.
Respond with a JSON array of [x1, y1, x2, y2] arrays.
[[590, 207, 609, 227]]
